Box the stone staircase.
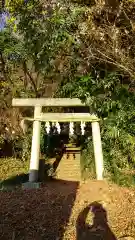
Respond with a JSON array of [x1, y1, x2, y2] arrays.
[[55, 148, 81, 181]]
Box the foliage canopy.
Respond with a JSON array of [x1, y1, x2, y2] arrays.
[[0, 0, 135, 185]]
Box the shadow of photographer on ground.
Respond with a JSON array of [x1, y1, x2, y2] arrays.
[[76, 201, 117, 240]]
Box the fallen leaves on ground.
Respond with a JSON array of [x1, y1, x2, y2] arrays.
[[0, 180, 135, 240]]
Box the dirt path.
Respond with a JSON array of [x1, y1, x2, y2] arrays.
[[0, 180, 135, 240]]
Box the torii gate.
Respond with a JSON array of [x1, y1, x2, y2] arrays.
[[12, 98, 104, 182]]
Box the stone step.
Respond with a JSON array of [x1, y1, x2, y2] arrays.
[[55, 151, 81, 181], [57, 167, 80, 171], [57, 166, 80, 169]]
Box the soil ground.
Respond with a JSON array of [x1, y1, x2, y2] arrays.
[[0, 180, 135, 240]]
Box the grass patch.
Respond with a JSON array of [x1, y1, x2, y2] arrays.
[[0, 158, 29, 190], [110, 169, 135, 187], [0, 157, 60, 190], [0, 158, 29, 181], [80, 144, 135, 187]]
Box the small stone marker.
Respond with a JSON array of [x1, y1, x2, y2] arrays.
[[22, 182, 41, 189]]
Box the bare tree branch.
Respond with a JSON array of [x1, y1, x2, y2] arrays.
[[95, 49, 135, 78], [22, 61, 39, 97]]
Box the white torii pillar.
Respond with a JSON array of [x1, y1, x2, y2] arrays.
[[92, 121, 104, 180], [29, 106, 41, 182]]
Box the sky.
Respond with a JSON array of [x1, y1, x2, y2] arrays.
[[0, 12, 8, 31]]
